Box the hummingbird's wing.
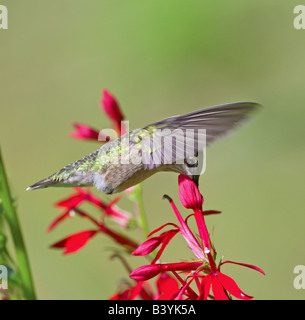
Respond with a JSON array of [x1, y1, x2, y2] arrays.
[[134, 102, 260, 171]]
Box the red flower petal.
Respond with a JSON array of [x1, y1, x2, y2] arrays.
[[74, 188, 110, 211], [193, 209, 211, 252], [147, 222, 179, 237], [105, 203, 131, 228], [217, 272, 253, 300], [109, 281, 152, 300], [176, 275, 199, 300], [55, 192, 85, 209], [211, 275, 230, 300], [218, 260, 265, 276], [51, 230, 98, 254], [132, 237, 162, 256], [151, 230, 179, 264], [129, 264, 161, 281], [163, 195, 205, 260], [198, 273, 213, 300], [157, 291, 179, 300], [109, 287, 132, 300], [132, 229, 178, 259], [47, 210, 71, 233], [101, 90, 124, 122], [129, 281, 146, 300], [156, 273, 179, 294], [130, 261, 203, 281], [70, 123, 100, 141], [156, 273, 180, 300], [56, 188, 131, 228], [178, 175, 203, 210], [109, 292, 123, 300]]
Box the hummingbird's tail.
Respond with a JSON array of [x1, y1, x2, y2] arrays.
[[26, 150, 99, 191], [26, 176, 58, 190]]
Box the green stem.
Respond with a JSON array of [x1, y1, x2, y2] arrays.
[[134, 184, 150, 237], [133, 184, 159, 260], [0, 148, 36, 300]]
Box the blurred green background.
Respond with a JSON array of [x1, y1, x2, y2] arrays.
[[0, 0, 305, 299]]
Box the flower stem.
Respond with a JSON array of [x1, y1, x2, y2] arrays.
[[0, 148, 36, 300], [134, 184, 150, 237]]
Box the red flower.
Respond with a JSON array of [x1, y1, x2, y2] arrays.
[[47, 210, 71, 232], [162, 195, 206, 260], [130, 261, 203, 281], [110, 273, 180, 300], [51, 230, 98, 255], [50, 221, 138, 255], [132, 228, 179, 263], [155, 272, 180, 300], [109, 281, 149, 300], [198, 260, 265, 300], [70, 123, 100, 141], [178, 175, 203, 210], [129, 174, 264, 300], [70, 89, 126, 141], [178, 175, 211, 252], [100, 90, 125, 135], [55, 188, 86, 209], [52, 188, 131, 228], [50, 205, 138, 254], [132, 193, 207, 262]]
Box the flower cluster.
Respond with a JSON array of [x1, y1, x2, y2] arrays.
[[70, 90, 125, 141], [48, 90, 264, 300], [49, 91, 139, 255], [130, 175, 265, 300], [49, 187, 139, 254]]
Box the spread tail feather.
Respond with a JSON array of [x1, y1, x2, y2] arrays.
[[26, 150, 99, 191], [26, 177, 58, 190]]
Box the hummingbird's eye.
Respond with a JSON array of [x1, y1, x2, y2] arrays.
[[185, 156, 198, 167]]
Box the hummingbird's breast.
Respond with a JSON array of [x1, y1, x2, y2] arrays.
[[95, 162, 189, 194], [97, 162, 152, 194]]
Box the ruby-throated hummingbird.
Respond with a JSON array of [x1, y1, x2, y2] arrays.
[[27, 102, 259, 194]]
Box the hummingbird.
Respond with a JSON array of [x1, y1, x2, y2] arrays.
[[27, 102, 259, 194]]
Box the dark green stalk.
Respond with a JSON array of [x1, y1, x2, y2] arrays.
[[0, 148, 36, 300], [133, 184, 159, 260], [134, 184, 150, 237]]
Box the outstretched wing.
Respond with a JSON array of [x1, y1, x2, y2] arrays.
[[130, 102, 260, 171]]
